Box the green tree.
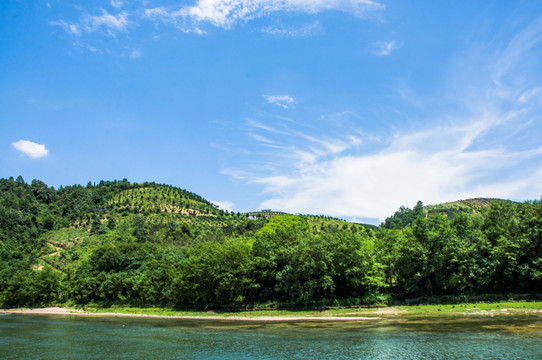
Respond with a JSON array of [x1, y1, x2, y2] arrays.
[[175, 239, 254, 305], [132, 215, 149, 242]]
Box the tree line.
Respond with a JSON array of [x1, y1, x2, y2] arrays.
[[1, 177, 541, 307]]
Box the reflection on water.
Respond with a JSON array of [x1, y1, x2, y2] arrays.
[[1, 315, 541, 359]]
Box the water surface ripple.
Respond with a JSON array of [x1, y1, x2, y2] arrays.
[[1, 315, 541, 359]]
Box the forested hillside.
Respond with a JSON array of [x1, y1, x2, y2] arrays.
[[1, 177, 541, 308]]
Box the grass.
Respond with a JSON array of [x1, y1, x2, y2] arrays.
[[395, 301, 542, 316], [78, 301, 542, 319], [81, 306, 337, 318]]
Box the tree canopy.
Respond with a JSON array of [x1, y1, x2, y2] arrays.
[[1, 177, 541, 308]]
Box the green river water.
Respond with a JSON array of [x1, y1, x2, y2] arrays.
[[1, 314, 541, 359]]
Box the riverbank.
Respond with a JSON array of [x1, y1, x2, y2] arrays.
[[2, 301, 542, 321], [1, 307, 383, 321]]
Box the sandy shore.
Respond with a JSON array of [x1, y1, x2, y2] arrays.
[[1, 307, 382, 322]]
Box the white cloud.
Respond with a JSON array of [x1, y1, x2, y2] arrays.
[[144, 0, 383, 31], [372, 40, 400, 56], [77, 42, 98, 53], [264, 94, 295, 109], [518, 87, 542, 104], [253, 119, 542, 222], [184, 0, 382, 28], [224, 17, 542, 222], [492, 16, 542, 85], [52, 9, 129, 37], [261, 21, 322, 37], [212, 200, 236, 212], [248, 119, 288, 134], [12, 140, 49, 159], [250, 88, 542, 222], [248, 132, 276, 145], [129, 48, 142, 58], [51, 20, 81, 36], [110, 0, 124, 9], [52, 0, 383, 38], [86, 10, 129, 35]]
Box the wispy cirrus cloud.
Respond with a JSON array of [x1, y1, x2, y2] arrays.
[[253, 118, 542, 222], [53, 0, 383, 38], [261, 21, 322, 37], [517, 87, 542, 104], [145, 0, 383, 30], [129, 48, 142, 59], [264, 94, 295, 109], [53, 20, 81, 36], [372, 40, 400, 56], [110, 0, 124, 9], [51, 9, 130, 37], [223, 17, 542, 223], [241, 90, 542, 221], [12, 140, 49, 159]]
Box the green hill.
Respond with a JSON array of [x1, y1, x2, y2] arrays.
[[425, 198, 513, 217], [1, 176, 541, 309], [382, 198, 513, 229], [0, 178, 264, 292]]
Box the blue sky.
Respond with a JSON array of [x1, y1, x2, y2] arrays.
[[2, 1, 542, 223]]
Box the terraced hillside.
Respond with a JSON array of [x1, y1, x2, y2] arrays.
[[107, 184, 219, 216], [381, 198, 513, 229], [425, 198, 512, 217], [22, 180, 262, 276]]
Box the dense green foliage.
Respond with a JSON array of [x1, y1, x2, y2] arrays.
[[1, 177, 541, 308]]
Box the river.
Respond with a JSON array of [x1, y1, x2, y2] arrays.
[[1, 314, 541, 359]]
